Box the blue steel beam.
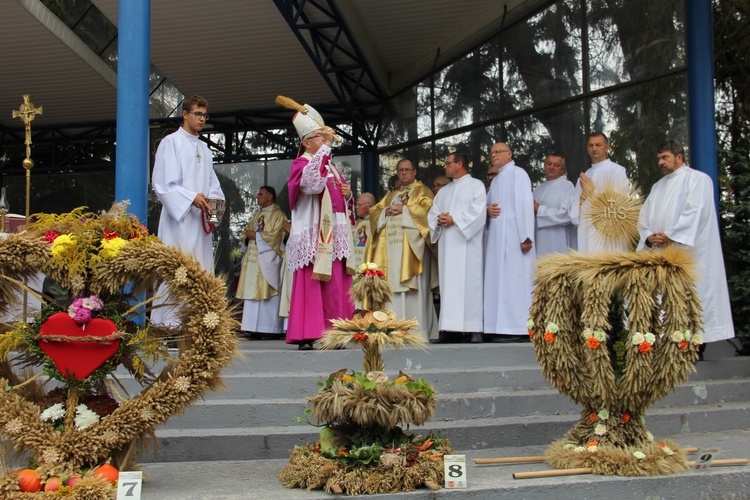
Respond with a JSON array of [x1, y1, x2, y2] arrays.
[[686, 0, 719, 211]]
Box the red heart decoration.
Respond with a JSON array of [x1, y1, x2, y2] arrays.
[[38, 312, 121, 380]]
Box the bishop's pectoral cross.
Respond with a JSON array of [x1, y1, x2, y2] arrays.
[[12, 94, 43, 159]]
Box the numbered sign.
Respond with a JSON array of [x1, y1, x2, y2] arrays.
[[443, 454, 467, 489], [116, 471, 143, 500], [694, 448, 720, 470]]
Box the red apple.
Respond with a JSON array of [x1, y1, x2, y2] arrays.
[[65, 475, 81, 487], [44, 477, 62, 492]]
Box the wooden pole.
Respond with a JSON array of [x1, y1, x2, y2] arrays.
[[513, 458, 747, 480], [477, 448, 699, 466]]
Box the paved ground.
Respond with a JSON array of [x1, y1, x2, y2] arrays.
[[138, 429, 750, 499]]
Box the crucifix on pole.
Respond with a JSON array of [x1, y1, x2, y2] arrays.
[[11, 94, 43, 322]]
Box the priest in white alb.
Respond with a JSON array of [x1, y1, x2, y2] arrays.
[[570, 132, 630, 253], [483, 142, 536, 342], [428, 152, 486, 342], [236, 185, 286, 337], [533, 153, 577, 256], [151, 95, 225, 327], [637, 139, 734, 344]]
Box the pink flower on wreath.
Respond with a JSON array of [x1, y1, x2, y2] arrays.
[[72, 307, 92, 324]]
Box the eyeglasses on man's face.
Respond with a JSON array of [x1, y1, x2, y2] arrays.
[[188, 111, 210, 121]]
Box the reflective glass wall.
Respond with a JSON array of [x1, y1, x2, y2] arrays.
[[378, 0, 688, 195]]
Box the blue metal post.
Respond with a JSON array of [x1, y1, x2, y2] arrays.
[[686, 0, 719, 198], [115, 1, 150, 223], [362, 149, 379, 197]]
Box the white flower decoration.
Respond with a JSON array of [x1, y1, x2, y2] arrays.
[[70, 275, 86, 292], [358, 263, 368, 272], [366, 371, 389, 383], [660, 445, 675, 456], [202, 311, 220, 329], [563, 443, 575, 450], [582, 328, 593, 339], [646, 431, 654, 442], [41, 448, 61, 463], [527, 319, 535, 329], [367, 262, 378, 270], [174, 376, 191, 392], [174, 266, 189, 284], [633, 451, 646, 459], [4, 419, 23, 434], [593, 330, 607, 342], [670, 331, 685, 342], [690, 333, 703, 345], [597, 409, 610, 420], [594, 423, 608, 436], [102, 430, 120, 444], [644, 332, 656, 344], [74, 404, 100, 430], [632, 332, 645, 345], [587, 445, 598, 453], [546, 322, 559, 333], [573, 446, 586, 453], [41, 403, 66, 422]]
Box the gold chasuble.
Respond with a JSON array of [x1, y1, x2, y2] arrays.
[[368, 181, 437, 291], [236, 204, 286, 301]]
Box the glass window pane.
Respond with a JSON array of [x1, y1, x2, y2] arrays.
[[377, 146, 433, 197], [587, 0, 686, 91], [434, 41, 502, 134], [503, 1, 583, 113], [380, 86, 420, 148], [589, 74, 688, 191], [74, 8, 117, 54], [504, 101, 586, 185]]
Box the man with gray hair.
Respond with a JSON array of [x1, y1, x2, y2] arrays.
[[533, 153, 577, 256], [637, 139, 734, 347]]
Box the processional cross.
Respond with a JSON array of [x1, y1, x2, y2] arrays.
[[12, 94, 43, 160]]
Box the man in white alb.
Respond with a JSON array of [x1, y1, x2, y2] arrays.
[[533, 153, 577, 256], [151, 95, 225, 327], [637, 139, 734, 350], [571, 132, 630, 253], [428, 152, 487, 343], [483, 142, 535, 342]]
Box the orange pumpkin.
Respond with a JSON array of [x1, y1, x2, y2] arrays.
[[17, 469, 42, 492], [93, 463, 119, 483]]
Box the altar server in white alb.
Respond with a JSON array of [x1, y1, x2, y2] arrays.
[[637, 139, 734, 344], [236, 186, 286, 337], [571, 132, 630, 252], [483, 142, 536, 342], [428, 152, 486, 342], [533, 153, 577, 256], [151, 95, 225, 326]]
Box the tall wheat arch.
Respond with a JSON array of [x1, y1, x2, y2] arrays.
[[529, 247, 703, 475]]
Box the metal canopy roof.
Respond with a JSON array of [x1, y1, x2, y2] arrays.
[[0, 0, 547, 147]]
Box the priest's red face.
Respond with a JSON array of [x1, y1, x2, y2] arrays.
[[256, 188, 273, 208], [396, 160, 417, 186], [657, 151, 684, 175], [544, 155, 565, 181], [587, 136, 609, 163]]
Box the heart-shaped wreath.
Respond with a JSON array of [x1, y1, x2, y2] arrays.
[[0, 204, 238, 495]]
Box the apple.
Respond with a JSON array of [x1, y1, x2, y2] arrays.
[[65, 475, 82, 487], [44, 477, 62, 492]]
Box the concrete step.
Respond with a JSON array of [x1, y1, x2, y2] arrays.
[[158, 378, 750, 430], [138, 429, 750, 499], [146, 401, 750, 462]]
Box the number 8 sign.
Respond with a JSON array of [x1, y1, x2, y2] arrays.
[[444, 455, 467, 489]]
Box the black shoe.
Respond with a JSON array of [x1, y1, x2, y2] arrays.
[[298, 341, 314, 351], [486, 335, 529, 343]]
